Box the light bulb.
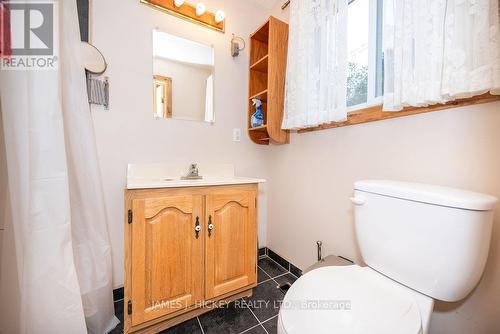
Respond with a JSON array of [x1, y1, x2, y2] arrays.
[[215, 10, 225, 23], [196, 3, 206, 16], [173, 0, 184, 7]]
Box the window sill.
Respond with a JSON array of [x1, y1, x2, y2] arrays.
[[298, 93, 500, 134]]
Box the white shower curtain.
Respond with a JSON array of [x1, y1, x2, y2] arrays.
[[383, 0, 500, 111], [0, 1, 118, 333]]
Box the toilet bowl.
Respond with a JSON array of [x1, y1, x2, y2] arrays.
[[277, 265, 433, 334], [278, 180, 497, 334]]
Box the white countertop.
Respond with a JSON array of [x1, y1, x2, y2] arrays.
[[126, 163, 265, 189], [127, 176, 266, 189]]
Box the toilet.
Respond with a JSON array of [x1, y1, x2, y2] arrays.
[[278, 180, 497, 334]]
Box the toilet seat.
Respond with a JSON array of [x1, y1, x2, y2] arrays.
[[278, 265, 423, 334]]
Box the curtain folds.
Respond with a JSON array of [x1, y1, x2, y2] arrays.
[[282, 0, 349, 129], [0, 0, 118, 333], [383, 0, 500, 111]]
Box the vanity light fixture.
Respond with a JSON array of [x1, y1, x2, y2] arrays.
[[195, 3, 206, 16], [173, 0, 184, 7], [140, 0, 225, 32], [215, 10, 225, 23]]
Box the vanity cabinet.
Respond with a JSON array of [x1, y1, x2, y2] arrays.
[[129, 194, 204, 326], [124, 184, 258, 333], [205, 190, 257, 299]]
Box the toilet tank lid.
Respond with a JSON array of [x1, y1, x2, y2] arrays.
[[355, 180, 498, 211]]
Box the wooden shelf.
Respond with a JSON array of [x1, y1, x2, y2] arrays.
[[250, 54, 268, 73], [249, 89, 268, 102], [247, 16, 289, 146], [250, 20, 269, 43], [248, 125, 267, 131]]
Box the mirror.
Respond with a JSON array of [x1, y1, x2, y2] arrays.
[[152, 30, 215, 122]]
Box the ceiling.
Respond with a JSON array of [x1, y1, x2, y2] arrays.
[[250, 0, 279, 9]]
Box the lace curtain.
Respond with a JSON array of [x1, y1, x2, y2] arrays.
[[282, 0, 349, 129], [383, 0, 500, 111]]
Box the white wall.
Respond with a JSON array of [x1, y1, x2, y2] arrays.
[[267, 4, 500, 333], [91, 0, 271, 288], [266, 102, 500, 331]]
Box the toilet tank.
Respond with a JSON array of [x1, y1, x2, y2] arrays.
[[352, 180, 497, 302]]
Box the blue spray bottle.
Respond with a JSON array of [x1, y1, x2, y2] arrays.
[[251, 98, 264, 128]]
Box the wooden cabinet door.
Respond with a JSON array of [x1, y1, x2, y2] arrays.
[[130, 195, 203, 325], [205, 190, 257, 299]]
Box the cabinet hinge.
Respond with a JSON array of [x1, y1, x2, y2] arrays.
[[128, 209, 133, 224], [127, 300, 132, 315]]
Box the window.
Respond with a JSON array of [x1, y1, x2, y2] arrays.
[[287, 0, 500, 133], [298, 0, 500, 133], [347, 0, 383, 108]]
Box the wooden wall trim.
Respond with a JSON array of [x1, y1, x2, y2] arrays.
[[298, 93, 500, 134]]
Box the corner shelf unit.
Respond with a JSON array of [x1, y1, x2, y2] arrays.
[[248, 17, 289, 145]]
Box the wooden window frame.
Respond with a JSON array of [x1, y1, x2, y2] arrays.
[[298, 93, 500, 134]]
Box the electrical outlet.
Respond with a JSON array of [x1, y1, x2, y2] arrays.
[[232, 128, 241, 142]]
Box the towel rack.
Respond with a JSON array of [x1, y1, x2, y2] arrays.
[[83, 42, 109, 110], [87, 75, 109, 110], [281, 0, 290, 10]]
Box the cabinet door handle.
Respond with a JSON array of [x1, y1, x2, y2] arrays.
[[208, 215, 214, 237], [194, 216, 201, 239]]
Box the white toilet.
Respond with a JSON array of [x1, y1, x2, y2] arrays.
[[278, 180, 497, 334]]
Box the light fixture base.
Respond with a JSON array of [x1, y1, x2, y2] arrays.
[[140, 0, 225, 33]]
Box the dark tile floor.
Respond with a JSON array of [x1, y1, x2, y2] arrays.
[[111, 255, 298, 334]]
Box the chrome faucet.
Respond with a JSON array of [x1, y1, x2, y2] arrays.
[[181, 163, 203, 180]]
